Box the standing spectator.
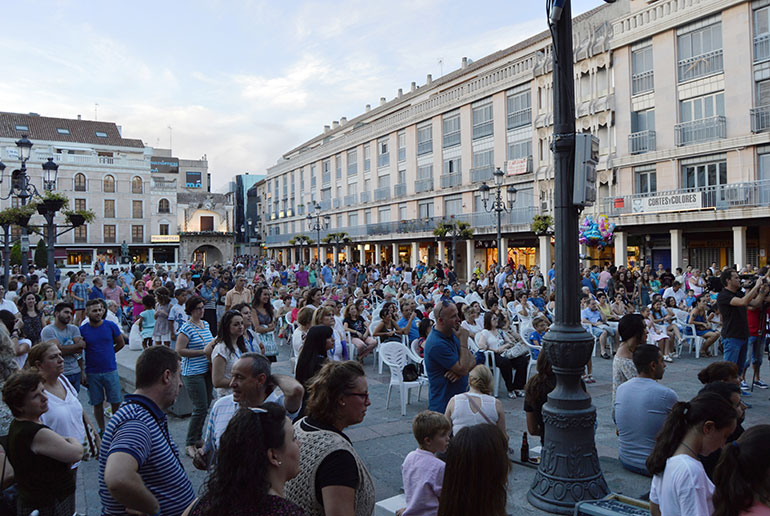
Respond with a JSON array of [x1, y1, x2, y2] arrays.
[[71, 272, 88, 324], [153, 286, 172, 347], [102, 276, 124, 307], [252, 286, 278, 362], [717, 269, 768, 373], [321, 259, 334, 286], [79, 299, 125, 433], [424, 302, 474, 412], [18, 292, 44, 345], [176, 295, 214, 458], [744, 281, 770, 389], [224, 276, 252, 312], [169, 288, 189, 344], [99, 346, 195, 516], [614, 345, 678, 476], [138, 294, 156, 350], [40, 302, 85, 393], [199, 277, 218, 337], [296, 264, 310, 288], [399, 411, 451, 516], [208, 310, 253, 397], [0, 286, 17, 315], [131, 280, 147, 323], [712, 425, 770, 516], [89, 277, 105, 301], [3, 371, 83, 516]]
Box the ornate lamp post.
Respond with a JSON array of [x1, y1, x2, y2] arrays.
[[527, 0, 609, 512], [247, 218, 254, 258], [479, 167, 517, 269], [4, 136, 35, 275], [306, 201, 330, 263]]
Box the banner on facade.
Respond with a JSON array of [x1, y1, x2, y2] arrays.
[[630, 191, 703, 213], [505, 158, 530, 175]]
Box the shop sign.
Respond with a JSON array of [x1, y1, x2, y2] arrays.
[[151, 235, 181, 243], [631, 192, 703, 213]]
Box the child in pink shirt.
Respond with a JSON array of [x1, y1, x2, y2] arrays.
[[399, 411, 451, 516]]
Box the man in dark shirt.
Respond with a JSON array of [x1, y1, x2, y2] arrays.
[[716, 269, 767, 372]]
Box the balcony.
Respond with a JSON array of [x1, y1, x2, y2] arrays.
[[631, 70, 654, 95], [472, 121, 494, 140], [751, 106, 770, 133], [332, 198, 341, 209], [603, 180, 770, 217], [755, 33, 770, 62], [415, 178, 434, 193], [417, 141, 433, 155], [374, 186, 391, 202], [360, 191, 371, 203], [319, 199, 331, 211], [677, 49, 723, 82], [442, 132, 461, 148], [628, 130, 656, 154], [322, 172, 331, 186], [393, 183, 407, 197], [507, 107, 532, 130], [471, 206, 537, 227], [344, 193, 358, 205], [674, 116, 726, 146], [377, 153, 390, 168], [440, 172, 462, 189], [471, 165, 495, 183]]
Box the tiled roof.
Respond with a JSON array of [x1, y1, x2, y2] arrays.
[[0, 112, 145, 149]]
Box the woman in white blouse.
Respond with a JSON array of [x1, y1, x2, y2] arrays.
[[291, 306, 315, 358], [445, 365, 506, 438], [461, 304, 483, 338]]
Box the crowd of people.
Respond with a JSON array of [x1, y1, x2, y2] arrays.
[[0, 255, 765, 515]]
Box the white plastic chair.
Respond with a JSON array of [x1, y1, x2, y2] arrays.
[[470, 336, 502, 397], [527, 344, 543, 380], [452, 295, 466, 304], [374, 334, 407, 374], [673, 308, 704, 357], [582, 323, 599, 356], [380, 341, 426, 416], [346, 331, 357, 361], [410, 338, 424, 364]]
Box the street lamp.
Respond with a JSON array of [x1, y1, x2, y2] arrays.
[[479, 167, 517, 269], [8, 135, 35, 276], [247, 218, 254, 258], [307, 201, 330, 263]]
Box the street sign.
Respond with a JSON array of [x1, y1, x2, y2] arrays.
[[20, 235, 29, 253]]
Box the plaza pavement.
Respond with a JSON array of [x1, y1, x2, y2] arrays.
[[71, 341, 769, 515]]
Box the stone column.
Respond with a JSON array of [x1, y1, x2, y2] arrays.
[[375, 243, 381, 265], [539, 235, 550, 283], [733, 226, 747, 270], [669, 229, 683, 272], [499, 237, 508, 267], [465, 239, 474, 283], [333, 245, 339, 265], [614, 231, 627, 268], [392, 243, 399, 264], [345, 245, 352, 263], [359, 245, 365, 265], [174, 246, 179, 265], [438, 241, 446, 264], [410, 242, 419, 268], [148, 247, 154, 264]]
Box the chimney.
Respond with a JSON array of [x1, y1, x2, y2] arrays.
[[397, 88, 403, 98], [340, 117, 347, 125], [332, 120, 339, 129], [426, 74, 432, 85], [77, 114, 81, 120], [324, 125, 331, 133], [462, 57, 468, 68], [410, 82, 416, 93], [380, 97, 386, 106], [365, 104, 371, 112]]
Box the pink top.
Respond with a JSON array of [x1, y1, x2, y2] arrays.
[[742, 503, 770, 516], [401, 449, 444, 516]]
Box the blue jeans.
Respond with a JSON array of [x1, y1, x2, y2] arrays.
[[723, 337, 748, 370], [65, 372, 81, 394], [182, 372, 213, 446], [745, 335, 764, 370], [619, 458, 652, 477]]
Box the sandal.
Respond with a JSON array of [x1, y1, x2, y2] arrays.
[[601, 352, 610, 360], [585, 375, 596, 384]]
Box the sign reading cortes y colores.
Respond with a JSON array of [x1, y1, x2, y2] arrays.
[[631, 191, 703, 213]]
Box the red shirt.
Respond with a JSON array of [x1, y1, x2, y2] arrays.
[[747, 305, 770, 336]]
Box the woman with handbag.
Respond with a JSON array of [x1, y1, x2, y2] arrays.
[[477, 312, 529, 398], [444, 365, 506, 437]]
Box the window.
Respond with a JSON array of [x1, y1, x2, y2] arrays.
[[631, 43, 654, 94], [131, 225, 144, 243], [678, 92, 725, 145], [508, 139, 532, 160], [418, 200, 434, 219], [399, 203, 407, 220], [103, 175, 115, 193], [14, 125, 28, 131], [630, 109, 656, 153], [158, 198, 170, 213], [132, 200, 143, 218], [364, 209, 372, 225], [472, 102, 494, 139], [103, 225, 116, 243], [443, 113, 461, 148], [200, 216, 214, 231], [378, 206, 390, 223], [398, 131, 406, 162], [335, 154, 342, 179], [347, 149, 357, 175], [74, 225, 87, 243], [74, 173, 86, 192], [417, 124, 433, 155], [74, 199, 86, 211], [507, 91, 532, 129], [755, 6, 770, 61], [443, 194, 462, 215], [472, 149, 494, 169], [377, 138, 389, 168], [159, 224, 169, 235], [104, 200, 115, 218], [57, 128, 70, 135], [677, 19, 723, 82], [417, 164, 433, 179], [132, 176, 143, 193], [635, 165, 657, 194], [348, 213, 358, 226], [758, 80, 770, 107], [311, 164, 317, 188], [631, 109, 656, 133], [364, 145, 371, 172], [95, 131, 108, 138], [682, 159, 727, 189], [443, 157, 461, 175]]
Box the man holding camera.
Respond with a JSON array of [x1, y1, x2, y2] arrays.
[[717, 269, 769, 377]]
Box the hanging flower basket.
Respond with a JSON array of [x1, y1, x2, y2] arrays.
[[38, 198, 66, 214], [0, 206, 36, 227], [531, 214, 554, 236], [63, 209, 96, 228]]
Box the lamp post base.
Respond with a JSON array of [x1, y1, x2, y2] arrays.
[[527, 324, 609, 514]]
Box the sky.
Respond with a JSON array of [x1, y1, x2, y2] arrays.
[[0, 0, 605, 191]]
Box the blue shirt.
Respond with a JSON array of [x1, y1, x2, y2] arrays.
[[321, 265, 333, 284], [99, 394, 194, 516], [179, 321, 212, 376], [528, 330, 544, 359], [40, 323, 82, 375], [71, 282, 88, 309], [581, 277, 595, 294], [424, 328, 468, 412], [79, 320, 121, 373], [530, 297, 545, 311], [581, 307, 602, 324], [397, 316, 420, 343], [89, 286, 105, 301]]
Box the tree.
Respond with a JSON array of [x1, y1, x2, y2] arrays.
[[10, 241, 21, 266], [322, 232, 352, 245], [433, 220, 474, 274], [34, 238, 47, 269]]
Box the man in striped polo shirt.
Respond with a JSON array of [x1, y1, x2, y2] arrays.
[[99, 346, 195, 516]]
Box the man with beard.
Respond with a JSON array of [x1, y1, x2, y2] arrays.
[[40, 302, 86, 392]]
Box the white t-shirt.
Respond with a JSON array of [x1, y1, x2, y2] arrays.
[[292, 327, 306, 358], [40, 376, 85, 468], [650, 454, 714, 516]]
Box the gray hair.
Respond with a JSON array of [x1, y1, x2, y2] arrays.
[[240, 352, 271, 379]]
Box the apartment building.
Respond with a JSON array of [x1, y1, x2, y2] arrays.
[[262, 0, 770, 277]]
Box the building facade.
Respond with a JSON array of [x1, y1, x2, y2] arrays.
[[263, 0, 770, 277]]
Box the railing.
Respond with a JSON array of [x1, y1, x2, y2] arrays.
[[417, 141, 433, 155], [377, 153, 390, 168], [440, 172, 462, 189], [398, 148, 406, 162], [319, 199, 331, 211], [374, 186, 391, 201], [628, 130, 656, 154], [443, 132, 461, 148], [415, 178, 434, 193], [393, 183, 407, 197], [471, 165, 495, 183], [751, 106, 770, 133], [507, 107, 532, 130], [348, 163, 358, 176], [755, 33, 770, 62], [322, 172, 331, 186], [360, 191, 371, 203], [631, 70, 654, 95], [472, 121, 494, 140], [677, 49, 723, 83], [675, 116, 726, 146], [43, 153, 148, 168], [602, 180, 770, 217], [344, 193, 358, 205], [471, 206, 537, 227]]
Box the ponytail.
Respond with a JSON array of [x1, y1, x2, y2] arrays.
[[713, 425, 770, 516], [646, 393, 736, 476]]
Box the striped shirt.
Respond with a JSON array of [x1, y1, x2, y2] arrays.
[[98, 394, 194, 516], [179, 320, 212, 376]]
